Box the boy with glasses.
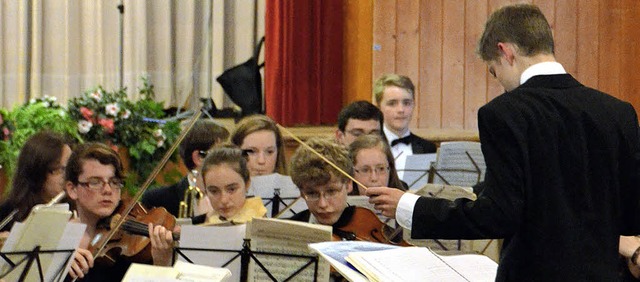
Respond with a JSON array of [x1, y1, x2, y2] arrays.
[[335, 101, 384, 146], [288, 138, 355, 226], [65, 142, 174, 281]]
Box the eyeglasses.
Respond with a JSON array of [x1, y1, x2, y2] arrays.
[[345, 129, 381, 138], [48, 166, 66, 175], [354, 165, 390, 176], [302, 184, 345, 202], [77, 177, 124, 191]]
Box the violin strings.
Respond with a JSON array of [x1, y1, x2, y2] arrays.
[[276, 124, 369, 190]]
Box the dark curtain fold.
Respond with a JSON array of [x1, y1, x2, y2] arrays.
[[265, 0, 344, 126]]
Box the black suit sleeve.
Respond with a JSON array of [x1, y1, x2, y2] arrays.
[[411, 105, 523, 239]]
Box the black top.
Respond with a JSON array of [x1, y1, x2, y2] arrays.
[[409, 74, 640, 281], [0, 201, 17, 232], [406, 132, 437, 154], [141, 177, 189, 217]]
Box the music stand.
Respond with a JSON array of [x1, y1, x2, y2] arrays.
[[0, 246, 75, 282], [175, 238, 320, 282]]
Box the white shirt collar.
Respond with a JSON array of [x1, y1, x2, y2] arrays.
[[520, 61, 566, 85]]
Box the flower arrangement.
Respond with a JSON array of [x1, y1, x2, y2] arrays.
[[67, 78, 181, 192]]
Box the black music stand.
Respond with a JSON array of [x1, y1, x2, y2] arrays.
[[174, 238, 320, 282], [0, 246, 75, 282], [262, 188, 301, 218], [421, 151, 483, 251]]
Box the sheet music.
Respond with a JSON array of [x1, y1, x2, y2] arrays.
[[433, 142, 486, 187], [247, 218, 332, 281], [400, 153, 437, 191], [0, 204, 85, 282], [178, 224, 246, 279], [247, 173, 308, 218], [309, 241, 398, 282], [345, 246, 497, 282]]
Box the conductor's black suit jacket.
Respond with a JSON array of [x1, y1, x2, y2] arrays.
[[410, 74, 640, 281]]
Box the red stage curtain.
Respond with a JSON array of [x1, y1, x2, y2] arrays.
[[265, 0, 344, 126]]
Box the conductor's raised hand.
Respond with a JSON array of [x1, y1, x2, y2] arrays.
[[365, 187, 406, 218]]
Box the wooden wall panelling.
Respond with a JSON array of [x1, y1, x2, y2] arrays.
[[598, 1, 622, 97], [343, 0, 373, 104], [372, 0, 397, 83], [372, 0, 640, 132], [619, 1, 640, 107], [441, 0, 465, 129], [395, 0, 421, 127], [418, 0, 443, 128], [554, 1, 578, 75], [464, 0, 489, 130], [575, 0, 599, 89]]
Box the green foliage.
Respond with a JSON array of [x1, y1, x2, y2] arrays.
[[0, 97, 81, 188], [67, 77, 181, 190]]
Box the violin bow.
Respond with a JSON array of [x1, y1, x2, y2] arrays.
[[276, 124, 369, 190], [92, 109, 203, 258]]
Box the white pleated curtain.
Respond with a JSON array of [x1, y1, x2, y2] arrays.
[[0, 0, 265, 111]]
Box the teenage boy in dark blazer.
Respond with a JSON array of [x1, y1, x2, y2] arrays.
[[366, 4, 640, 281]]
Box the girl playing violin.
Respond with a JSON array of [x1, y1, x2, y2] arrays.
[[64, 142, 174, 281], [191, 145, 267, 225]]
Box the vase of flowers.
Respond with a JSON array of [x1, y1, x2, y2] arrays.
[[67, 77, 181, 193]]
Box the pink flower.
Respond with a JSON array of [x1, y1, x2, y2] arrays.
[[78, 120, 93, 134], [80, 107, 94, 120], [98, 118, 115, 134], [105, 103, 120, 116]]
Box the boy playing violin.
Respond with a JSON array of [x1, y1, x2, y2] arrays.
[[64, 142, 173, 281], [288, 138, 354, 227]]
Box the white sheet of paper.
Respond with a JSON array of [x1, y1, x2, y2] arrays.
[[247, 218, 332, 281], [246, 173, 307, 218], [433, 142, 486, 187], [0, 205, 85, 282], [178, 224, 246, 279], [400, 153, 437, 191]]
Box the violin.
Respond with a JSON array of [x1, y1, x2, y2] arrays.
[[332, 206, 411, 247], [90, 199, 178, 265], [88, 110, 203, 267]]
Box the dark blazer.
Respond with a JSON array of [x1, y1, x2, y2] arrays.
[[409, 74, 640, 281], [141, 177, 189, 217], [407, 133, 437, 154]]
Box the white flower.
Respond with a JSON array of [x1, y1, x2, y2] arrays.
[[105, 103, 120, 116], [156, 139, 165, 148], [29, 98, 36, 104], [153, 129, 163, 138], [90, 91, 102, 100], [78, 120, 93, 134], [50, 96, 57, 102], [58, 110, 66, 117], [121, 109, 131, 119]]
